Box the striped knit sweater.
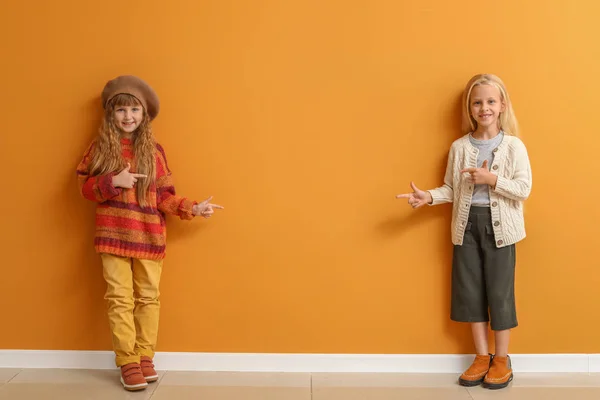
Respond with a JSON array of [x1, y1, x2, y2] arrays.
[[428, 134, 532, 248], [77, 138, 196, 260]]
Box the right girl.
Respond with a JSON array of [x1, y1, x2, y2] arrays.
[[396, 74, 532, 390]]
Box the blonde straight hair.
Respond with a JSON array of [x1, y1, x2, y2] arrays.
[[462, 74, 519, 136]]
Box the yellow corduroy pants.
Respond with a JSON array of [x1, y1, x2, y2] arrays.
[[100, 254, 163, 367]]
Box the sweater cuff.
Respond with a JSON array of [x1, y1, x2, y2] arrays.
[[98, 173, 121, 199], [493, 176, 509, 195], [178, 198, 197, 220], [428, 189, 443, 206]]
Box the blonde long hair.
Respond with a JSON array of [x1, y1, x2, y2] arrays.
[[88, 94, 156, 207], [462, 74, 519, 136]]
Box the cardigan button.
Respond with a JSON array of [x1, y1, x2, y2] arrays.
[[492, 165, 499, 170], [497, 240, 503, 245], [493, 148, 498, 153], [494, 221, 500, 226], [492, 201, 498, 207]]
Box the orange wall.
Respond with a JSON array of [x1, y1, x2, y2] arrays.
[[1, 0, 599, 354]]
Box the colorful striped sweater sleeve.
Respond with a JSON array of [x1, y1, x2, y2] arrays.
[[77, 138, 197, 260]]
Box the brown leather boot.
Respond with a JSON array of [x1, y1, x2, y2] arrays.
[[483, 355, 513, 389], [458, 354, 493, 386]]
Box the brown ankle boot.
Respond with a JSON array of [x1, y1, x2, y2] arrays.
[[458, 354, 493, 386], [483, 355, 513, 389]]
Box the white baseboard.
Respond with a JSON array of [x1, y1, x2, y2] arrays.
[[0, 351, 598, 373]]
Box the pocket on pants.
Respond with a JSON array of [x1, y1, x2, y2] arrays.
[[462, 221, 477, 247]]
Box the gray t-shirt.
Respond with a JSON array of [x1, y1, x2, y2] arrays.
[[469, 132, 504, 206]]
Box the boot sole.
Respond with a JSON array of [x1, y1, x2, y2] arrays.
[[458, 377, 485, 387], [483, 374, 513, 390]]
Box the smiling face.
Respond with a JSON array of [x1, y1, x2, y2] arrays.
[[106, 93, 146, 136], [113, 105, 144, 133], [469, 83, 506, 133]]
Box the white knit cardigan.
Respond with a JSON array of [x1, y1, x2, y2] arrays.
[[428, 134, 532, 248]]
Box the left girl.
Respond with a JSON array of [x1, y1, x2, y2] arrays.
[[77, 75, 223, 391]]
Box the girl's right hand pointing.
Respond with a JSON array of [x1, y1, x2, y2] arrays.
[[395, 182, 433, 209], [112, 163, 148, 189]]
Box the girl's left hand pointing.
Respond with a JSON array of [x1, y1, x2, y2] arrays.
[[192, 196, 224, 218]]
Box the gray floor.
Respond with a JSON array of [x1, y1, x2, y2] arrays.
[[2, 369, 600, 399]]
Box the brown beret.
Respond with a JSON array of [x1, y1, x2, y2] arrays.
[[101, 75, 160, 120]]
